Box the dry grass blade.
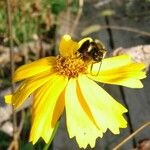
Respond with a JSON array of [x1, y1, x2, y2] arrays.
[[113, 122, 150, 150], [6, 0, 18, 149], [81, 24, 150, 37]]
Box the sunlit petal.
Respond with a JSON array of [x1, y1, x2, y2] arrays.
[[59, 34, 78, 57], [13, 57, 55, 82], [4, 34, 146, 148], [11, 72, 54, 109], [30, 74, 68, 144], [65, 78, 103, 148], [78, 75, 127, 134], [88, 55, 134, 72], [88, 62, 146, 88]]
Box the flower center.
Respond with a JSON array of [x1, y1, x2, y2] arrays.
[[55, 56, 87, 77]]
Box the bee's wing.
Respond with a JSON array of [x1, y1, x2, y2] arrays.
[[95, 39, 106, 49], [77, 40, 90, 53], [77, 37, 93, 52]]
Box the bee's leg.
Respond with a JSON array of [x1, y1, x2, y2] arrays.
[[96, 61, 102, 76], [90, 63, 94, 75], [96, 52, 107, 76], [90, 62, 101, 76]]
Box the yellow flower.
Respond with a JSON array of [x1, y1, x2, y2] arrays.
[[5, 34, 146, 148]]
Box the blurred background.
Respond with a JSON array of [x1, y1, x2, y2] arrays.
[[0, 0, 150, 150]]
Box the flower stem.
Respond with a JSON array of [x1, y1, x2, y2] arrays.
[[43, 121, 60, 150]]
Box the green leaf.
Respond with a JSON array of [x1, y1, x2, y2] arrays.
[[50, 0, 67, 15], [21, 143, 34, 150]]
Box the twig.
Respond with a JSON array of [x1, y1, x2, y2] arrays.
[[6, 0, 15, 87], [81, 24, 150, 37], [101, 25, 150, 37], [6, 0, 18, 150], [70, 0, 84, 36], [17, 110, 25, 137], [94, 0, 111, 8], [126, 11, 150, 18], [113, 122, 150, 150]]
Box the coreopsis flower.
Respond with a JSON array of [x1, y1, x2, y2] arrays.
[[5, 34, 146, 148]]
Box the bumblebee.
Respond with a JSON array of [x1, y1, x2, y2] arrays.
[[76, 39, 107, 75]]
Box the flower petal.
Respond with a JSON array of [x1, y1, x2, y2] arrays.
[[59, 34, 78, 57], [5, 95, 12, 104], [88, 55, 146, 88], [78, 75, 127, 134], [13, 57, 55, 82], [7, 72, 54, 109], [88, 55, 134, 72], [59, 35, 93, 57], [30, 74, 68, 144], [65, 78, 103, 148]]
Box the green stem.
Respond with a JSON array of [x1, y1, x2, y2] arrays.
[[43, 121, 60, 150]]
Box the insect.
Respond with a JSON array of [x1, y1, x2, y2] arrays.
[[76, 39, 107, 75]]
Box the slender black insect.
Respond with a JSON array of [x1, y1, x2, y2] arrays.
[[76, 39, 107, 75]]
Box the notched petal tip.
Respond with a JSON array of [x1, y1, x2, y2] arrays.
[[78, 75, 128, 137], [88, 54, 147, 88], [29, 137, 37, 145]]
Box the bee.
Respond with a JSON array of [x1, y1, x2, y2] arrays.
[[76, 39, 107, 75]]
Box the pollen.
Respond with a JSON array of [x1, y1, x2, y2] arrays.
[[55, 56, 87, 77]]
